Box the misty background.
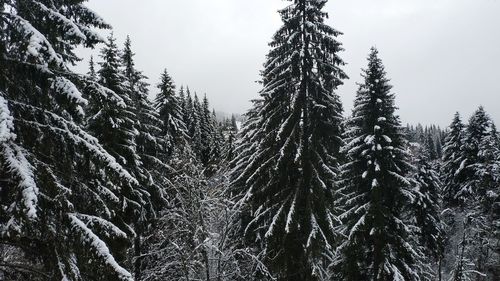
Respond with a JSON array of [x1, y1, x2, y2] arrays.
[[74, 0, 500, 127]]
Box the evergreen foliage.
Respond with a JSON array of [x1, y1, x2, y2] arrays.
[[335, 48, 420, 281], [0, 1, 138, 279], [230, 0, 346, 279]]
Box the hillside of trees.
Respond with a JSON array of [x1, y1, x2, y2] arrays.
[[0, 0, 498, 281]]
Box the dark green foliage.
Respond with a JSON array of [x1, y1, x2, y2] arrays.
[[335, 48, 420, 281], [230, 0, 346, 279], [0, 1, 138, 279], [154, 69, 188, 157]]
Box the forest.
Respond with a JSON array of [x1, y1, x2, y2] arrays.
[[0, 0, 498, 281]]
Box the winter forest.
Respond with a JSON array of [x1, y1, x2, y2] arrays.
[[0, 0, 499, 281]]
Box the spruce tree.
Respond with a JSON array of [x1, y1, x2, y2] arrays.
[[410, 143, 445, 278], [230, 0, 346, 279], [461, 106, 491, 200], [89, 55, 97, 81], [0, 1, 138, 279], [199, 95, 215, 166], [184, 87, 194, 137], [154, 69, 187, 157], [335, 48, 420, 281], [89, 33, 140, 175], [120, 37, 169, 279], [178, 85, 186, 120], [191, 94, 203, 161], [424, 133, 437, 160], [441, 113, 466, 206]]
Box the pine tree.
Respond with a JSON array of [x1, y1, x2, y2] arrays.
[[184, 87, 194, 137], [189, 94, 203, 161], [441, 113, 466, 206], [424, 133, 437, 160], [335, 48, 420, 281], [473, 122, 500, 279], [460, 107, 491, 200], [199, 95, 215, 166], [410, 143, 445, 279], [231, 114, 239, 133], [178, 85, 186, 119], [209, 110, 225, 167], [0, 1, 139, 279], [154, 69, 188, 157], [89, 55, 97, 81], [89, 33, 140, 174], [120, 37, 169, 280], [230, 0, 346, 279]]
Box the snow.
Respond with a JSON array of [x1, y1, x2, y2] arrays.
[[265, 204, 285, 238], [349, 214, 366, 240], [0, 96, 16, 143], [4, 144, 39, 220], [34, 1, 86, 40], [69, 214, 133, 281], [382, 135, 392, 143], [11, 14, 64, 66], [285, 192, 297, 233], [306, 214, 319, 249], [52, 77, 89, 106]]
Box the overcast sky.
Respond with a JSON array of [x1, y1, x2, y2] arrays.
[[75, 0, 500, 127]]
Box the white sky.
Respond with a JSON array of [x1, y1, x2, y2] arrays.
[[75, 0, 500, 127]]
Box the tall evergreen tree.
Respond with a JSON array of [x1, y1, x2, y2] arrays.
[[230, 0, 346, 279], [335, 48, 420, 281], [0, 1, 138, 279], [89, 33, 140, 174], [178, 85, 186, 119], [410, 143, 445, 279], [191, 94, 203, 161], [120, 37, 169, 280], [424, 133, 437, 160], [88, 55, 97, 81], [154, 69, 187, 157], [184, 87, 194, 137], [199, 95, 215, 166], [460, 106, 491, 200], [441, 112, 466, 206]]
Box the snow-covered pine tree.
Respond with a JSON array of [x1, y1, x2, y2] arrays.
[[209, 110, 225, 168], [178, 85, 186, 120], [0, 1, 140, 279], [89, 55, 97, 81], [335, 48, 420, 281], [154, 69, 188, 157], [460, 106, 491, 200], [441, 109, 497, 281], [191, 94, 203, 161], [441, 112, 467, 206], [476, 123, 500, 209], [198, 95, 215, 166], [473, 122, 500, 279], [183, 87, 194, 137], [424, 133, 438, 161], [231, 114, 239, 133], [230, 0, 346, 279], [410, 142, 445, 279], [89, 33, 140, 176], [120, 37, 171, 279]]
